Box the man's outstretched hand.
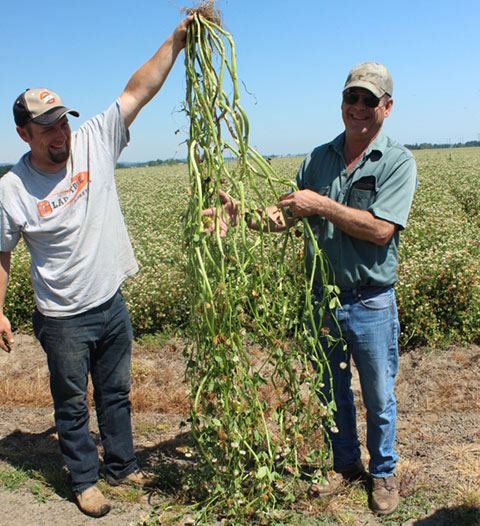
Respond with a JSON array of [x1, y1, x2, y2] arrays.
[[201, 189, 238, 238], [0, 315, 13, 353]]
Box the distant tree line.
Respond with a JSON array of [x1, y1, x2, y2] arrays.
[[405, 140, 480, 150], [116, 158, 185, 169], [1, 159, 185, 176], [0, 165, 13, 177]]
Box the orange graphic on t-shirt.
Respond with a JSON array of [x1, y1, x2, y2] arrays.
[[37, 171, 89, 217], [38, 201, 53, 216], [64, 172, 89, 206]]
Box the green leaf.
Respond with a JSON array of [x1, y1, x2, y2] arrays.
[[256, 466, 268, 479], [329, 296, 341, 309]]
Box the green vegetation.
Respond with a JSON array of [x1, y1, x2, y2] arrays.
[[0, 466, 30, 491], [395, 147, 480, 347], [181, 10, 340, 522], [6, 147, 480, 351], [405, 140, 480, 150], [0, 164, 14, 177], [0, 464, 62, 503], [116, 158, 184, 170]]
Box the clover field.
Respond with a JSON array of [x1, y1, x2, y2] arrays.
[[5, 147, 480, 349]]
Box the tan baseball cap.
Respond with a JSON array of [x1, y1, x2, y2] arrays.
[[343, 62, 393, 98], [13, 88, 80, 127]]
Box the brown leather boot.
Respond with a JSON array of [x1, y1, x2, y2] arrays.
[[371, 475, 399, 515], [310, 460, 366, 496], [107, 468, 153, 488], [75, 485, 111, 517]]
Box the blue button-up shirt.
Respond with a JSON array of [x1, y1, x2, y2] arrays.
[[296, 131, 417, 290]]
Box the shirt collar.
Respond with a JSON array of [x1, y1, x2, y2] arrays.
[[328, 130, 387, 159]]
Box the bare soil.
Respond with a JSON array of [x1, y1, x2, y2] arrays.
[[0, 334, 479, 525]]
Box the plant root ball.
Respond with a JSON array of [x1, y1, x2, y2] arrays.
[[182, 0, 223, 26]]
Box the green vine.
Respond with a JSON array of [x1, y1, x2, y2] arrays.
[[182, 7, 342, 522]]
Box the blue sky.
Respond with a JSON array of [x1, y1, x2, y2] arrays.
[[1, 0, 479, 163]]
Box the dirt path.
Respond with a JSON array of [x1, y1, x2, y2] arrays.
[[1, 334, 479, 525]]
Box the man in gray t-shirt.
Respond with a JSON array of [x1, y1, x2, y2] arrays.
[[0, 15, 192, 518]]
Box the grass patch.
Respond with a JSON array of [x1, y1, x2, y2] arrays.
[[0, 466, 30, 491], [0, 463, 65, 504]]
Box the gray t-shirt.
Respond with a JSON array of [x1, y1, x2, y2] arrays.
[[0, 99, 138, 316]]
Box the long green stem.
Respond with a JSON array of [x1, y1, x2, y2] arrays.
[[182, 9, 340, 522]]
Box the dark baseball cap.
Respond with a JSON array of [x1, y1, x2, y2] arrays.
[[13, 88, 80, 127]]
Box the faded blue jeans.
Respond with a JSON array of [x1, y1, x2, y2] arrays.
[[313, 285, 399, 478], [32, 290, 138, 493]]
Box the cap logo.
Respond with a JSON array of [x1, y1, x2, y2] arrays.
[[40, 91, 56, 105], [13, 88, 79, 127]]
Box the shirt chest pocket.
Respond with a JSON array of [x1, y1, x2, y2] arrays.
[[348, 176, 376, 210]]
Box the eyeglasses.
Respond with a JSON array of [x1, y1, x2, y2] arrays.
[[343, 90, 381, 108]]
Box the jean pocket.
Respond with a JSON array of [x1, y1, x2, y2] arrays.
[[360, 291, 393, 310], [32, 309, 44, 341]]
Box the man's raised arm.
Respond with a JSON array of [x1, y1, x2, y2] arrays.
[[119, 15, 193, 129]]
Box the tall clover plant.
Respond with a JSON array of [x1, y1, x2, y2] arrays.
[[182, 4, 341, 521]]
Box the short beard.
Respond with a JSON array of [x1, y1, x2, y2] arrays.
[[47, 143, 70, 164]]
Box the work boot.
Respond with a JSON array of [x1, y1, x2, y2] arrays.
[[107, 468, 153, 488], [371, 475, 399, 515], [310, 460, 366, 496], [75, 485, 111, 517]]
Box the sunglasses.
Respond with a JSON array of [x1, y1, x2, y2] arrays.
[[343, 90, 381, 108]]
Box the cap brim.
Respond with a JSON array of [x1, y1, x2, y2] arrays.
[[32, 107, 80, 126], [343, 81, 385, 98]]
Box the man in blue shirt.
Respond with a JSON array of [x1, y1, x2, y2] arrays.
[[204, 62, 417, 515]]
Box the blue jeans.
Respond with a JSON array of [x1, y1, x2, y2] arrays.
[[313, 285, 399, 478], [32, 290, 138, 492]]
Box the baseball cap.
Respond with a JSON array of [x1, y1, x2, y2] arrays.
[[13, 88, 80, 127], [343, 62, 393, 98]]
